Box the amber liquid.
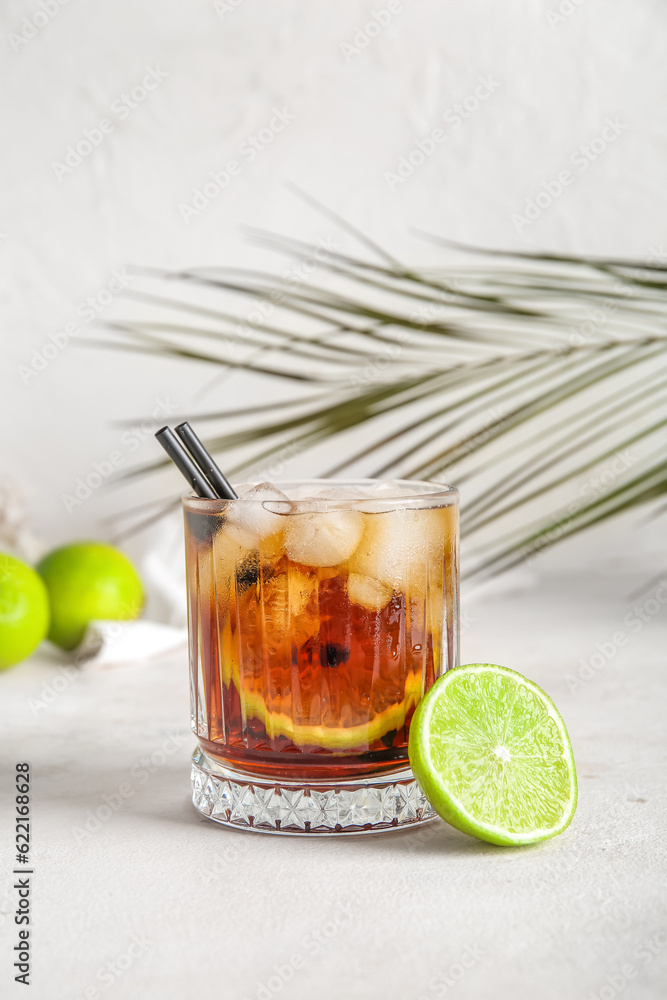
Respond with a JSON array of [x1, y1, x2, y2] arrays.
[[186, 501, 458, 781]]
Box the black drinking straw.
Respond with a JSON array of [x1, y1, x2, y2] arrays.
[[174, 422, 238, 500], [155, 425, 219, 499]]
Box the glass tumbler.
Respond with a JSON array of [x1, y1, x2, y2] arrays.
[[184, 479, 459, 834]]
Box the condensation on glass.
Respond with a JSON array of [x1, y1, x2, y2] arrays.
[[184, 479, 459, 834]]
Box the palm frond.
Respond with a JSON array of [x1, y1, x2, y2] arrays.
[[97, 215, 667, 574]]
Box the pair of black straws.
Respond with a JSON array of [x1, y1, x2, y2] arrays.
[[155, 422, 237, 500]]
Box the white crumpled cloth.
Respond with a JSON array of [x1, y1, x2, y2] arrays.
[[76, 619, 188, 669], [77, 509, 189, 668]]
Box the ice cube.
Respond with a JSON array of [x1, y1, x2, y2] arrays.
[[283, 483, 369, 502], [347, 572, 393, 611], [224, 482, 290, 545], [348, 507, 448, 594], [354, 480, 411, 513], [282, 483, 321, 500], [237, 482, 290, 505], [210, 529, 254, 588], [284, 508, 364, 567], [364, 479, 408, 496], [313, 485, 371, 501], [261, 565, 319, 636]]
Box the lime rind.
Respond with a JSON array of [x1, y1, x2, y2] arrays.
[[37, 542, 144, 650], [222, 656, 423, 750], [0, 554, 50, 668], [408, 663, 578, 846], [239, 677, 422, 749]]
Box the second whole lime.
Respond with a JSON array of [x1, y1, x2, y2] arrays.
[[37, 542, 144, 650]]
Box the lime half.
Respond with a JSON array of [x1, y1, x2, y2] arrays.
[[409, 663, 577, 846]]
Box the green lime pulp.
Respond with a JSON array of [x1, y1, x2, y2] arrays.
[[409, 663, 577, 846]]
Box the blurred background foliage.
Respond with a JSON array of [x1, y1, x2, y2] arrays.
[[99, 204, 667, 579]]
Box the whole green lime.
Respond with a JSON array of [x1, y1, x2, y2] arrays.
[[37, 542, 144, 650], [0, 553, 50, 669]]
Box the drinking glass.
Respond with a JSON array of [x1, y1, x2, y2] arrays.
[[184, 479, 459, 834]]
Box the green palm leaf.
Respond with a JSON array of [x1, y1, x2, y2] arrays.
[[97, 211, 667, 576]]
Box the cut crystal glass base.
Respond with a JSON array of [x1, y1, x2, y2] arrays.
[[191, 747, 436, 836]]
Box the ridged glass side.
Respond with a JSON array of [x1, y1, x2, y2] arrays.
[[191, 748, 436, 835], [183, 485, 459, 827]]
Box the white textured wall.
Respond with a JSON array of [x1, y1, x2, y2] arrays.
[[2, 0, 666, 551]]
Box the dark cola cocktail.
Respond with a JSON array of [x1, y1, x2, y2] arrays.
[[185, 479, 458, 834]]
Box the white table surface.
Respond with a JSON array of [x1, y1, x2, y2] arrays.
[[1, 564, 666, 1000]]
